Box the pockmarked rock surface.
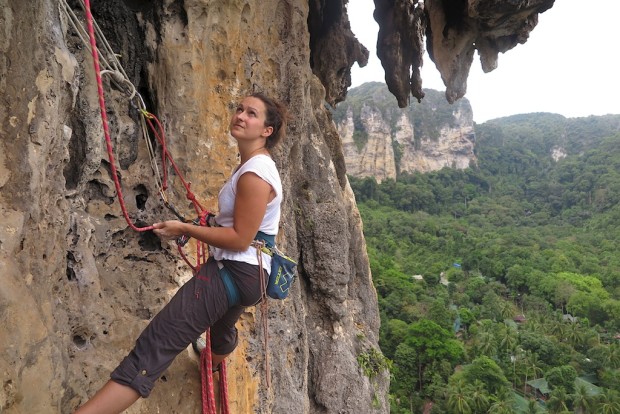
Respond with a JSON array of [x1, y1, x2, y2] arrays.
[[0, 0, 554, 412]]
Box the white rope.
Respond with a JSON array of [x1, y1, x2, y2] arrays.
[[60, 0, 113, 74], [59, 0, 166, 196]]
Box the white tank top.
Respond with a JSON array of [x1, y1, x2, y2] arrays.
[[210, 154, 282, 271]]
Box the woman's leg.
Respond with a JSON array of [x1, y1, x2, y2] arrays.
[[75, 259, 229, 412], [73, 381, 139, 414], [207, 260, 263, 367], [210, 304, 246, 364], [212, 352, 232, 368]]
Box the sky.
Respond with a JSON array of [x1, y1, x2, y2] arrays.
[[348, 0, 620, 123]]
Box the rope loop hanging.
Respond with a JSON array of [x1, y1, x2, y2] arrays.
[[82, 0, 152, 232]]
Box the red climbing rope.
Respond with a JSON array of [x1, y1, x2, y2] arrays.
[[83, 2, 230, 412], [201, 330, 217, 414], [200, 331, 231, 414], [83, 0, 153, 232], [84, 0, 204, 228], [141, 111, 204, 215], [196, 215, 229, 414], [219, 360, 231, 414]]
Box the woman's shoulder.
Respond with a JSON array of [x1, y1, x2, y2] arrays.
[[238, 155, 281, 190], [233, 154, 279, 183], [239, 154, 277, 173]]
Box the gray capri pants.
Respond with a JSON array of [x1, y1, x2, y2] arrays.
[[110, 257, 263, 397]]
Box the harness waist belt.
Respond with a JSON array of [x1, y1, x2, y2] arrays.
[[216, 231, 276, 307], [255, 231, 275, 247], [216, 261, 240, 307]]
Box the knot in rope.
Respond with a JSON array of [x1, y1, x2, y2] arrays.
[[100, 69, 137, 99], [186, 187, 197, 202]]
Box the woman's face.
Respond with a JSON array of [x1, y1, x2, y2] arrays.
[[230, 96, 273, 142]]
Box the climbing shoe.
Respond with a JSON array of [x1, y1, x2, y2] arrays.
[[192, 336, 206, 354]]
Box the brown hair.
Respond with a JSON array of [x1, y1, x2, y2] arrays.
[[251, 92, 289, 149]]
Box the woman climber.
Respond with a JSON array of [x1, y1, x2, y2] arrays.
[[74, 92, 288, 414]]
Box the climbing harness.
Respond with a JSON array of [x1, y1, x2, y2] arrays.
[[64, 1, 229, 412]]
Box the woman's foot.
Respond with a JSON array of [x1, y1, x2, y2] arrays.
[[192, 336, 206, 354]]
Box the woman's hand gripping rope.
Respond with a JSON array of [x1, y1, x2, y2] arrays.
[[152, 211, 216, 246]]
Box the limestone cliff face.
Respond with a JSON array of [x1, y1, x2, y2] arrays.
[[0, 1, 383, 413], [334, 83, 476, 182]]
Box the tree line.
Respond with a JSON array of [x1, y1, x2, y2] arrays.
[[350, 113, 620, 413]]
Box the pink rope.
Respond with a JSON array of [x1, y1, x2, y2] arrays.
[[219, 360, 230, 414], [143, 113, 204, 214], [201, 330, 217, 414], [83, 0, 153, 232]]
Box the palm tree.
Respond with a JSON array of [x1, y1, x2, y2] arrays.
[[596, 389, 620, 414], [565, 322, 586, 349], [475, 330, 497, 357], [498, 300, 515, 321], [524, 314, 543, 334], [572, 383, 593, 414], [523, 351, 544, 395], [583, 328, 600, 349], [447, 379, 473, 414], [548, 320, 566, 340], [511, 349, 525, 389], [498, 324, 518, 354], [547, 387, 570, 414], [596, 344, 620, 370], [608, 344, 620, 369], [487, 388, 515, 414], [525, 399, 542, 414], [468, 380, 490, 414]]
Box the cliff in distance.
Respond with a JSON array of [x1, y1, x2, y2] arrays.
[[333, 83, 476, 182], [0, 0, 555, 412]]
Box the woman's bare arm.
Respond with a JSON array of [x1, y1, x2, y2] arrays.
[[152, 172, 273, 250]]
